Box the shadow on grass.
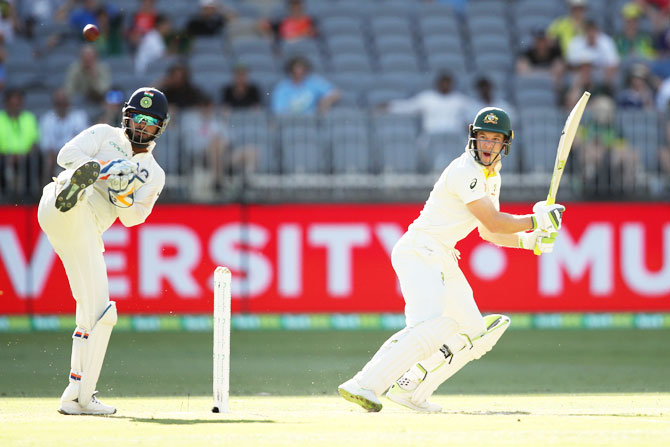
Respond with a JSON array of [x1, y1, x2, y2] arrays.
[[112, 416, 275, 425]]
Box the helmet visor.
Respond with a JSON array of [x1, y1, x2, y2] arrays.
[[129, 111, 161, 126]]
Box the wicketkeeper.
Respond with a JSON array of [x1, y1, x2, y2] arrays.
[[339, 107, 564, 412], [37, 87, 170, 415]]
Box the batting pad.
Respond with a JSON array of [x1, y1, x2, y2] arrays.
[[411, 314, 510, 403], [355, 316, 459, 396], [78, 301, 118, 407]]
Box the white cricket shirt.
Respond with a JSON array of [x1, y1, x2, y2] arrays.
[[56, 124, 165, 232], [409, 149, 502, 248]]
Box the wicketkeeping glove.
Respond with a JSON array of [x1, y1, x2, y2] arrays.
[[531, 200, 565, 232], [519, 230, 557, 253], [100, 159, 139, 190]]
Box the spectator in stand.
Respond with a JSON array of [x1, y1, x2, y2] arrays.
[[182, 97, 257, 193], [65, 0, 120, 37], [566, 19, 620, 87], [516, 27, 566, 89], [615, 2, 656, 60], [271, 56, 339, 115], [38, 88, 89, 185], [135, 14, 171, 75], [562, 53, 612, 110], [221, 63, 262, 111], [573, 95, 639, 195], [186, 0, 236, 38], [128, 0, 158, 50], [517, 27, 566, 91], [0, 88, 39, 192], [94, 6, 124, 56], [469, 76, 516, 124], [258, 0, 317, 43], [158, 62, 205, 110], [181, 97, 230, 193], [277, 0, 317, 42], [65, 44, 111, 104], [654, 70, 670, 112], [617, 63, 656, 109], [0, 0, 19, 43], [384, 71, 471, 135], [547, 0, 588, 56]]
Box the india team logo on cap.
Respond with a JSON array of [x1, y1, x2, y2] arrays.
[[140, 95, 153, 108], [483, 113, 499, 124]]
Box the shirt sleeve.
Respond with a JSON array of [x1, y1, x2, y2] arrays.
[[448, 162, 487, 204], [117, 163, 165, 227], [56, 124, 108, 170], [388, 92, 426, 114]]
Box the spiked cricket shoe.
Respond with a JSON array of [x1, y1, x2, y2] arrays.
[[59, 393, 116, 415], [386, 383, 442, 413], [55, 160, 100, 212], [338, 379, 382, 412]]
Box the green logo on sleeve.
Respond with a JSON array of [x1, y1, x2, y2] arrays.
[[470, 178, 477, 189]]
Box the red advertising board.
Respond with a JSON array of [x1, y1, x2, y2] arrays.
[[1, 203, 669, 314]]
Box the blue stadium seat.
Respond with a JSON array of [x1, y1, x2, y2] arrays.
[[373, 34, 415, 55], [373, 114, 420, 173], [324, 108, 371, 173], [228, 111, 278, 174], [378, 53, 421, 73], [364, 88, 408, 107], [519, 106, 565, 173], [424, 132, 467, 173], [369, 16, 413, 36], [324, 34, 369, 58], [331, 53, 374, 73], [279, 115, 325, 174], [618, 110, 661, 171], [191, 36, 226, 55]]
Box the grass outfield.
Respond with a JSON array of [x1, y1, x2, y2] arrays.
[[1, 329, 669, 446]]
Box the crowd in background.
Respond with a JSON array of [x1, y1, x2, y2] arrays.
[[1, 0, 670, 202]]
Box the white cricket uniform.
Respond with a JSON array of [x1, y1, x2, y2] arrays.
[[392, 149, 502, 337], [37, 124, 165, 330]]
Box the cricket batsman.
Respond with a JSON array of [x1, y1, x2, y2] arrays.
[[37, 87, 170, 415], [339, 107, 564, 412]]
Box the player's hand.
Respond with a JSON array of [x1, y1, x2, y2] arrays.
[[101, 159, 138, 191], [519, 230, 557, 253], [531, 201, 565, 232], [107, 184, 135, 208]]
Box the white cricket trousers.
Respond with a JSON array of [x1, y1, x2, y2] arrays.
[[391, 229, 486, 339], [37, 182, 110, 331]]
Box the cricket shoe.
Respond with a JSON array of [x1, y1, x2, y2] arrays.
[[59, 392, 116, 415], [338, 379, 382, 412], [386, 383, 442, 413], [55, 160, 100, 212]]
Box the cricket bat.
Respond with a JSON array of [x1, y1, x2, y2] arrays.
[[534, 91, 591, 255]]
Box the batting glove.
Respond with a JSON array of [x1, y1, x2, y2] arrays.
[[531, 200, 565, 232], [519, 230, 557, 253]]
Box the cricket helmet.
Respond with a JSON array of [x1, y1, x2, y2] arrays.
[[468, 107, 514, 166], [122, 87, 170, 146]]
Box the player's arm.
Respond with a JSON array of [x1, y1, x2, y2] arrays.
[[466, 196, 534, 234], [477, 224, 521, 248], [116, 166, 165, 227], [56, 124, 108, 169]]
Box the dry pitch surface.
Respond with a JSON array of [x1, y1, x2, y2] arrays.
[[2, 394, 668, 447]]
